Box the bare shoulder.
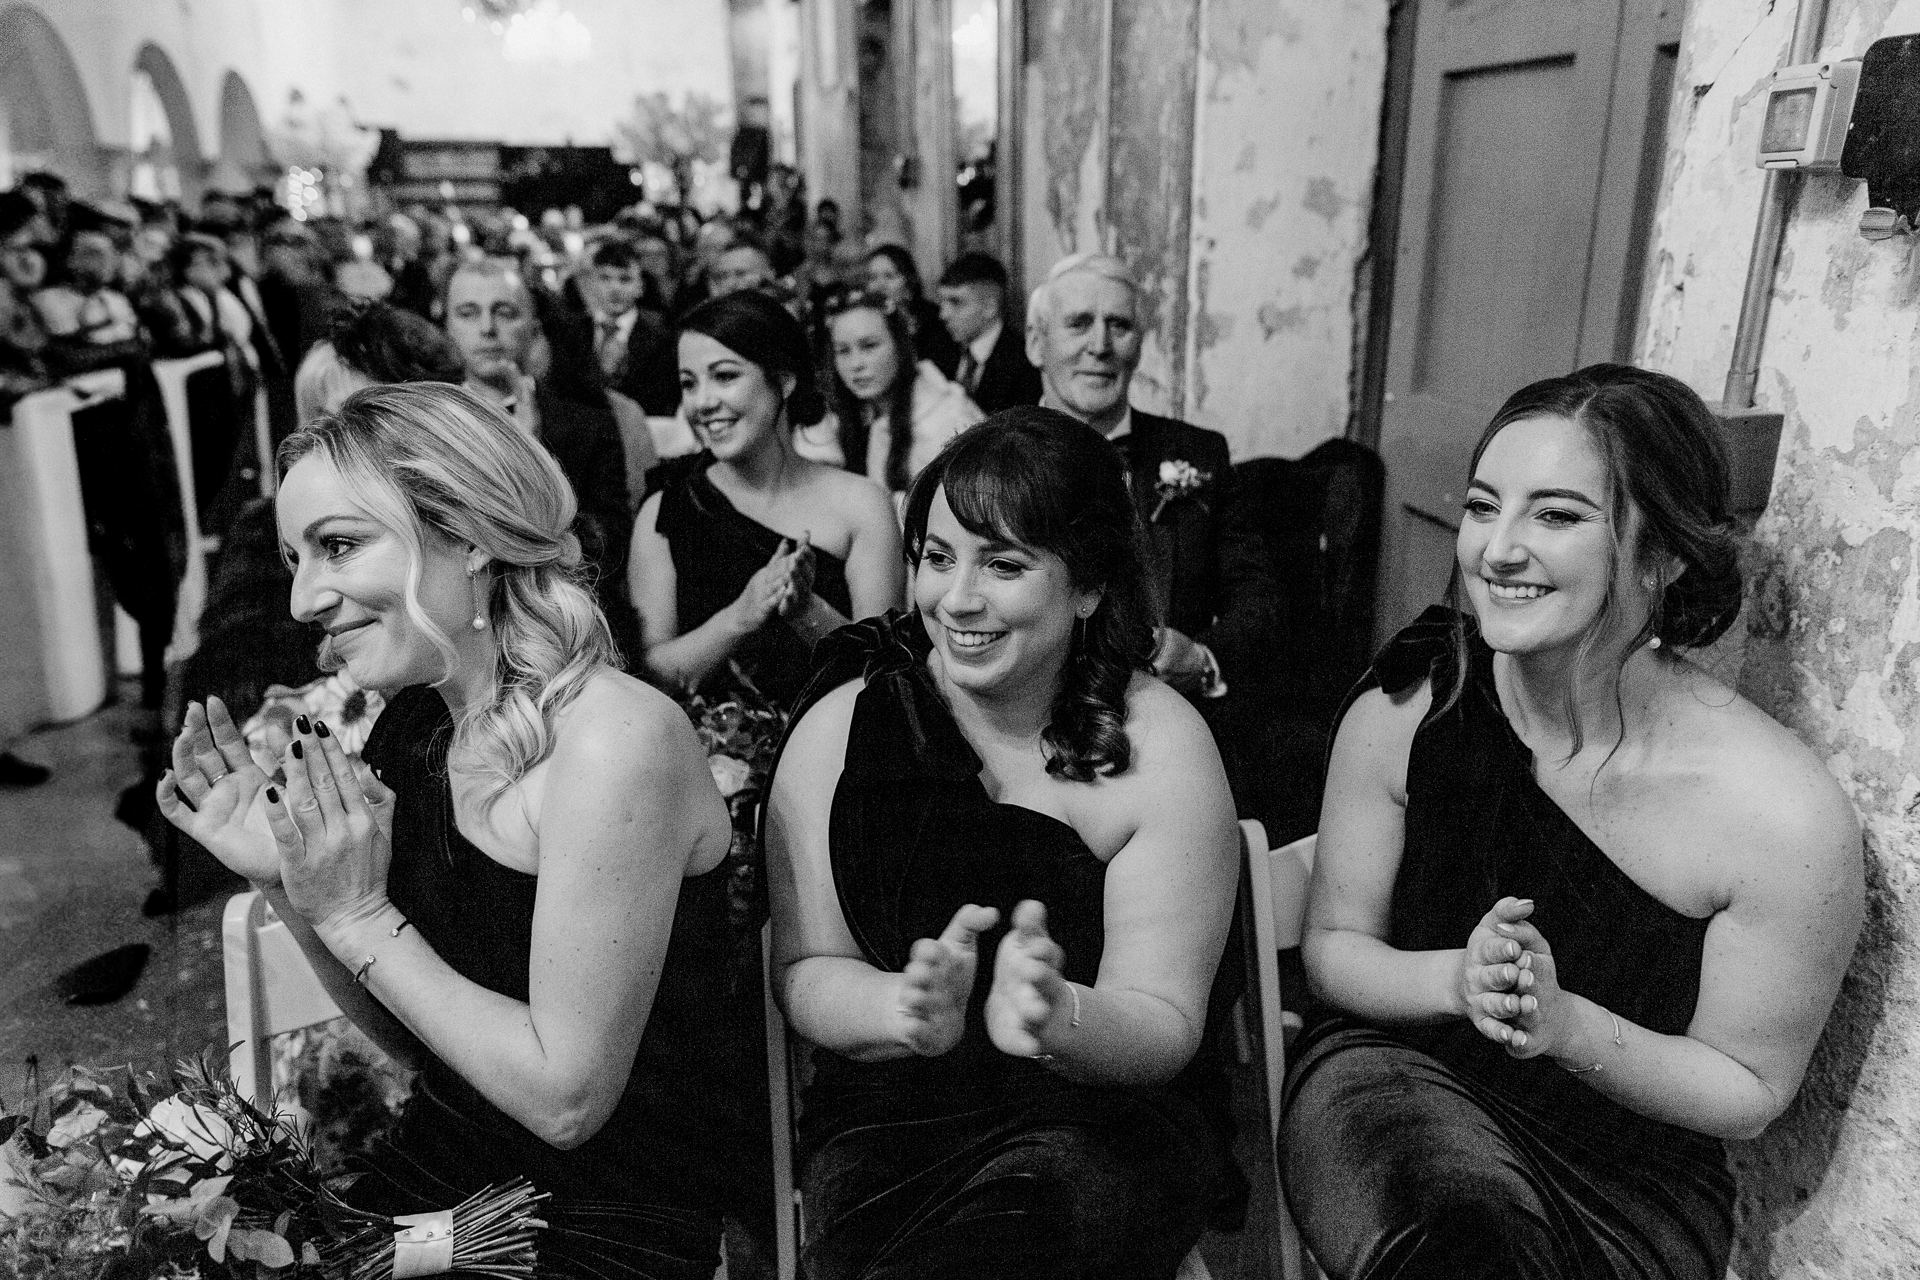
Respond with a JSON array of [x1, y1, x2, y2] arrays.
[[808, 463, 896, 527], [1327, 679, 1433, 802], [777, 677, 864, 770], [1663, 664, 1861, 884], [1119, 673, 1222, 776], [547, 667, 703, 784]]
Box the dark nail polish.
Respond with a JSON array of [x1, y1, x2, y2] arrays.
[[265, 786, 279, 804], [291, 741, 303, 759], [295, 714, 312, 734], [315, 720, 331, 739]]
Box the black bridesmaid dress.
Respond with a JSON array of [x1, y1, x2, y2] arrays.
[[652, 453, 852, 710], [349, 686, 772, 1280], [775, 613, 1242, 1280], [1281, 608, 1734, 1279]]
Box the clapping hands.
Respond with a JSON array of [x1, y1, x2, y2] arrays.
[[1460, 897, 1571, 1060], [734, 534, 818, 631], [895, 903, 1000, 1057]]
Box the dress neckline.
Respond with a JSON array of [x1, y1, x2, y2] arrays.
[[689, 453, 849, 571]]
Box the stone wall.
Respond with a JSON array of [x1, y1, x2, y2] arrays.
[[1639, 0, 1920, 1272], [1020, 0, 1388, 459]]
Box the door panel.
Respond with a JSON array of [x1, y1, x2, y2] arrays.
[[1373, 0, 1682, 639]]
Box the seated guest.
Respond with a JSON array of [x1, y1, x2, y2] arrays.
[[806, 288, 982, 498], [1284, 365, 1863, 1279], [1026, 252, 1280, 703], [295, 301, 466, 427], [444, 257, 642, 659], [864, 242, 960, 376], [33, 229, 144, 362], [937, 251, 1040, 415], [629, 290, 901, 708], [585, 237, 679, 415], [711, 233, 778, 299], [157, 383, 754, 1279], [766, 409, 1242, 1280]]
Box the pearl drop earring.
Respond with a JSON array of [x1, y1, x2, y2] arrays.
[[1648, 635, 1663, 650], [469, 568, 488, 632]]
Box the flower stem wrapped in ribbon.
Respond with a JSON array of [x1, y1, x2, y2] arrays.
[[321, 1180, 550, 1280]]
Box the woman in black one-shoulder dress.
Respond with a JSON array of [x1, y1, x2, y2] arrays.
[[628, 291, 902, 710], [158, 383, 754, 1280], [1284, 366, 1862, 1279], [765, 410, 1245, 1279]]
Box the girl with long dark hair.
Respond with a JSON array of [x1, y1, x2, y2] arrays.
[[765, 407, 1244, 1278]]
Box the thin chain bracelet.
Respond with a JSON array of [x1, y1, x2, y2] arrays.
[[1560, 1010, 1624, 1074]]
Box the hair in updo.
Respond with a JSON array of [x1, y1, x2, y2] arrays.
[[678, 289, 826, 427], [902, 407, 1157, 781], [278, 382, 614, 801], [1446, 363, 1743, 747]]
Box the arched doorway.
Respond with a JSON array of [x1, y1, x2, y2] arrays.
[[0, 4, 105, 194], [213, 72, 275, 195], [130, 43, 205, 205]]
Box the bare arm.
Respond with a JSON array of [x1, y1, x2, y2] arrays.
[[628, 488, 788, 691], [1302, 682, 1475, 1022], [291, 685, 730, 1149], [986, 681, 1239, 1086], [832, 476, 906, 623], [257, 880, 425, 1069]]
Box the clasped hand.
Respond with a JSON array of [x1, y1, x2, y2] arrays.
[[1458, 897, 1570, 1060], [735, 534, 817, 631], [895, 900, 1076, 1060], [157, 697, 395, 940]]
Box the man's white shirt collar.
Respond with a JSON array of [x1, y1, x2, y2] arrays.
[[966, 319, 1002, 366], [1104, 405, 1134, 444]]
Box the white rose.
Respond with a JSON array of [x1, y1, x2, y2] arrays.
[[708, 755, 753, 799]]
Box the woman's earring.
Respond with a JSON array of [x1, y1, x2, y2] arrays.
[[1648, 635, 1663, 651], [469, 568, 488, 632]]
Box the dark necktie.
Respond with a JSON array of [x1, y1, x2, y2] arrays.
[[955, 350, 978, 395]]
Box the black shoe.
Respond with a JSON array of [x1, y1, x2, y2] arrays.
[[0, 753, 51, 787], [55, 943, 150, 1006]]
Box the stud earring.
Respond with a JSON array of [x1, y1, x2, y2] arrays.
[[1648, 635, 1663, 651], [469, 568, 488, 632]]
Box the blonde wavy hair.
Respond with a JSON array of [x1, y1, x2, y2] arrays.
[[277, 382, 615, 801]]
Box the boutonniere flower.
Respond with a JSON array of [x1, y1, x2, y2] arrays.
[[1151, 459, 1213, 522]]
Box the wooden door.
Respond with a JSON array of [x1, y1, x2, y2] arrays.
[[1374, 0, 1684, 639]]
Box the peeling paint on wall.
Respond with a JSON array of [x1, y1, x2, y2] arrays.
[[1642, 2, 1920, 1274]]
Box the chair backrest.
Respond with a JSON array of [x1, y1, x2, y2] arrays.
[[221, 891, 342, 1105], [1243, 822, 1317, 1150]]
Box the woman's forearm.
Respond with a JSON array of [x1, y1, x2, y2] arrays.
[[643, 606, 756, 691], [1550, 995, 1784, 1141], [257, 883, 424, 1070], [318, 901, 632, 1149], [1304, 926, 1465, 1025], [1027, 983, 1207, 1088], [779, 955, 920, 1061]]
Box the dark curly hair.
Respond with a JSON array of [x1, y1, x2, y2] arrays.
[[679, 289, 827, 427], [902, 407, 1158, 781], [1444, 362, 1743, 753], [824, 288, 919, 492]]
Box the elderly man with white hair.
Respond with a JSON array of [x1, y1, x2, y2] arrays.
[[1026, 251, 1283, 800]]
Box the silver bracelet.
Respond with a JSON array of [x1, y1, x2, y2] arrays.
[[1559, 1010, 1623, 1074], [353, 954, 378, 986], [1066, 980, 1083, 1028]]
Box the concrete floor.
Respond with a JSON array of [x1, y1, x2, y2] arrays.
[[0, 688, 228, 1109], [0, 686, 1290, 1277]]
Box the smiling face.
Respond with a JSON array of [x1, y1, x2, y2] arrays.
[[830, 306, 902, 404], [678, 330, 790, 461], [1028, 270, 1141, 428], [446, 267, 536, 386], [914, 487, 1100, 705], [277, 455, 477, 692], [1458, 414, 1655, 659]]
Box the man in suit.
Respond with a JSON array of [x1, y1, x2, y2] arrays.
[[582, 238, 679, 415], [1025, 251, 1282, 707], [937, 251, 1041, 415], [444, 258, 642, 659]]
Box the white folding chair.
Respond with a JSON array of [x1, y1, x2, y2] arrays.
[[152, 350, 228, 666], [1243, 819, 1318, 1280], [221, 890, 342, 1108], [760, 928, 1216, 1280]]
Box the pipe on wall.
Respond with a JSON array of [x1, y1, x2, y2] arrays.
[[1721, 0, 1832, 410]]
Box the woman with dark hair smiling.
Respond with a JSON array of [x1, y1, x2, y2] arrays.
[[630, 289, 902, 707], [1283, 364, 1863, 1279], [765, 407, 1243, 1279]]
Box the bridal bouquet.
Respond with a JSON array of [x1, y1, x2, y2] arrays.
[[0, 1056, 546, 1280]]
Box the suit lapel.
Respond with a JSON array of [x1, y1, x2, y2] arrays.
[[1128, 412, 1176, 619]]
